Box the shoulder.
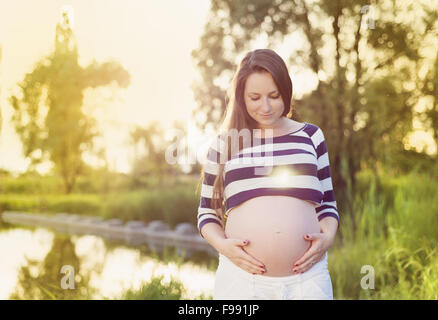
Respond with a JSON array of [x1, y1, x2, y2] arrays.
[[302, 122, 326, 147], [301, 121, 320, 135], [284, 118, 306, 131], [206, 132, 226, 156]]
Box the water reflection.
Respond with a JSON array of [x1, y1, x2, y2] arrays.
[[0, 223, 217, 300]]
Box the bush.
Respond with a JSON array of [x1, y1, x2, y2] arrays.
[[119, 275, 185, 300], [0, 194, 102, 216], [100, 186, 199, 227]]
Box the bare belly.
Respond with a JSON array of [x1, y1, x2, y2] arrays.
[[224, 196, 321, 277]]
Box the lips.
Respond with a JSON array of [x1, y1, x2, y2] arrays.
[[260, 113, 273, 117]]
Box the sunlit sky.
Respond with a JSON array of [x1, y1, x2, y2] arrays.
[[0, 0, 216, 174], [0, 0, 436, 174]]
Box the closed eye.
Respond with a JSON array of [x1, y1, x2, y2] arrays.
[[251, 95, 280, 101]]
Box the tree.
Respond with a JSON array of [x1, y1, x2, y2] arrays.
[[9, 11, 130, 193], [130, 121, 173, 184], [422, 52, 438, 148], [420, 7, 438, 148], [191, 0, 437, 234]]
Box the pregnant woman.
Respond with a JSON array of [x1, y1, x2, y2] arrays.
[[196, 49, 340, 300]]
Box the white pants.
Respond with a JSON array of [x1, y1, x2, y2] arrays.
[[213, 251, 333, 300]]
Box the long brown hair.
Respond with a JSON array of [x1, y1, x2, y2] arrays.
[[196, 49, 294, 226]]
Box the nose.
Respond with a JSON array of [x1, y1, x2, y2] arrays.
[[260, 97, 272, 113]]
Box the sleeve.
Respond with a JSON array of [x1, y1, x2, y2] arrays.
[[313, 127, 340, 225], [197, 135, 225, 238]]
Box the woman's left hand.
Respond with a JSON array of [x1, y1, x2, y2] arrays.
[[292, 232, 335, 274]]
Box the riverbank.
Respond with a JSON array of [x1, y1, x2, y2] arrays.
[[0, 177, 200, 228]]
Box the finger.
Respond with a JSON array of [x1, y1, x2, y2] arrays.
[[237, 258, 265, 274], [294, 257, 314, 273], [293, 247, 317, 267], [294, 254, 323, 273], [233, 238, 249, 247], [237, 244, 265, 267], [232, 240, 266, 272], [304, 232, 322, 241], [240, 250, 266, 269]]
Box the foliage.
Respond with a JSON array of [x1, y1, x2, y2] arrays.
[[8, 12, 130, 194], [0, 174, 200, 228], [130, 121, 176, 181], [191, 0, 438, 237], [119, 274, 186, 300], [328, 168, 438, 299]]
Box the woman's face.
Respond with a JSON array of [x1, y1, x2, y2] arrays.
[[244, 71, 285, 129]]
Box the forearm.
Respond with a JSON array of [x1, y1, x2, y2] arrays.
[[200, 222, 227, 252]]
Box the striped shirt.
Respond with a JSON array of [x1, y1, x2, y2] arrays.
[[197, 122, 339, 238]]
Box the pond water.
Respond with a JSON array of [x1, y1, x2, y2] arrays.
[[0, 222, 218, 300]]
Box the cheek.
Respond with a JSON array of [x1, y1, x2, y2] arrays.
[[245, 100, 259, 113], [244, 98, 285, 114], [272, 99, 285, 111]]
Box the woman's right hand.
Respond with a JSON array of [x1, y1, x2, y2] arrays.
[[217, 238, 266, 275]]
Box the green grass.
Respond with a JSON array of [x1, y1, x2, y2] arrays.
[[118, 275, 186, 300], [0, 181, 200, 228], [328, 168, 438, 299]]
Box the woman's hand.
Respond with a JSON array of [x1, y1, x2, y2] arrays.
[[292, 232, 335, 274], [217, 238, 266, 275]]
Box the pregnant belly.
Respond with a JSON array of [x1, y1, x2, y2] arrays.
[[224, 196, 321, 277]]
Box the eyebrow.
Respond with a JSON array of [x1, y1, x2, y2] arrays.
[[248, 90, 278, 95]]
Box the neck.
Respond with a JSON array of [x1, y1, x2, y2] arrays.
[[255, 117, 286, 138], [257, 116, 285, 131]]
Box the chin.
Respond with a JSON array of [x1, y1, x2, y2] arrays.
[[258, 116, 280, 124]]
